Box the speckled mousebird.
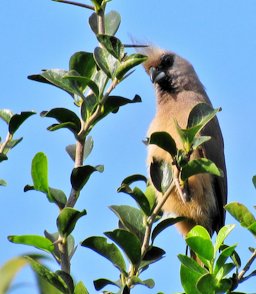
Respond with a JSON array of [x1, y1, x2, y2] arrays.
[[143, 47, 227, 238]]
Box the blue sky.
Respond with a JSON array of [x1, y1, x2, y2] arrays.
[[1, 1, 256, 293]]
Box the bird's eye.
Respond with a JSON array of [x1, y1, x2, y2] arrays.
[[160, 54, 174, 68]]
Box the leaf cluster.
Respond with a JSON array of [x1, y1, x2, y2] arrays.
[[2, 1, 147, 293], [178, 178, 256, 294], [0, 110, 35, 186], [149, 103, 223, 198], [81, 175, 183, 293]]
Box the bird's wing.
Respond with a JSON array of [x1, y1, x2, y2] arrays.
[[200, 116, 227, 232]]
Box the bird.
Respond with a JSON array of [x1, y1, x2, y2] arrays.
[[142, 47, 227, 238]]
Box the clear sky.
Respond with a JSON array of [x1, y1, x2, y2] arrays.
[[1, 1, 256, 293]]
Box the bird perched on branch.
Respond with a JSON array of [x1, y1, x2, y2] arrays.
[[143, 47, 227, 238]]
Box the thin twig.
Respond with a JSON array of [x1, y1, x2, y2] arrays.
[[0, 132, 12, 154], [238, 249, 256, 282], [141, 180, 176, 257], [65, 139, 84, 207], [52, 0, 94, 11], [59, 238, 71, 273], [97, 8, 105, 35], [173, 168, 187, 204]]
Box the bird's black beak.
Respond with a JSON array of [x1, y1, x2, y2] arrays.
[[149, 67, 166, 83]]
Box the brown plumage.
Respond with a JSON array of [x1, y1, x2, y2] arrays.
[[143, 47, 227, 237]]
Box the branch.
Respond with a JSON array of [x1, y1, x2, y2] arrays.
[[141, 179, 176, 257], [58, 238, 71, 273], [238, 249, 256, 282], [52, 0, 95, 10], [81, 78, 119, 137], [66, 139, 84, 207], [97, 8, 105, 35]]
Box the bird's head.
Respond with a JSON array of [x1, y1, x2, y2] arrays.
[[142, 47, 205, 95]]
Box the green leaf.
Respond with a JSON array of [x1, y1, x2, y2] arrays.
[[65, 75, 99, 97], [55, 271, 74, 293], [180, 263, 203, 294], [81, 236, 126, 273], [0, 179, 7, 186], [105, 229, 141, 265], [74, 281, 89, 294], [47, 122, 78, 132], [49, 188, 67, 209], [248, 221, 256, 236], [104, 10, 121, 35], [187, 103, 220, 130], [41, 108, 81, 136], [91, 69, 108, 98], [152, 217, 185, 243], [196, 273, 217, 294], [97, 35, 124, 60], [149, 131, 177, 158], [26, 257, 69, 293], [150, 158, 173, 193], [181, 158, 223, 182], [109, 205, 145, 243], [89, 10, 121, 36], [89, 0, 105, 13], [8, 235, 54, 253], [214, 224, 235, 253], [119, 174, 147, 186], [24, 185, 66, 208], [220, 263, 236, 278], [93, 278, 119, 291], [225, 202, 256, 231], [0, 109, 13, 124], [57, 208, 86, 237], [186, 225, 214, 262], [69, 51, 96, 80], [214, 244, 237, 277], [66, 137, 93, 162], [36, 273, 63, 294], [140, 246, 165, 271], [31, 152, 49, 194], [252, 175, 256, 189], [28, 69, 84, 99], [65, 144, 76, 162], [175, 103, 220, 151], [103, 94, 142, 115], [221, 244, 241, 269], [178, 254, 207, 275], [2, 137, 23, 155], [0, 154, 8, 162], [70, 164, 104, 191], [44, 231, 61, 260], [117, 184, 151, 216], [83, 136, 94, 160], [0, 256, 30, 293], [216, 278, 233, 292], [129, 277, 155, 289], [8, 111, 35, 135], [197, 273, 232, 293], [144, 184, 157, 212], [94, 47, 119, 79], [80, 94, 98, 123], [192, 136, 211, 150], [115, 53, 147, 80]]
